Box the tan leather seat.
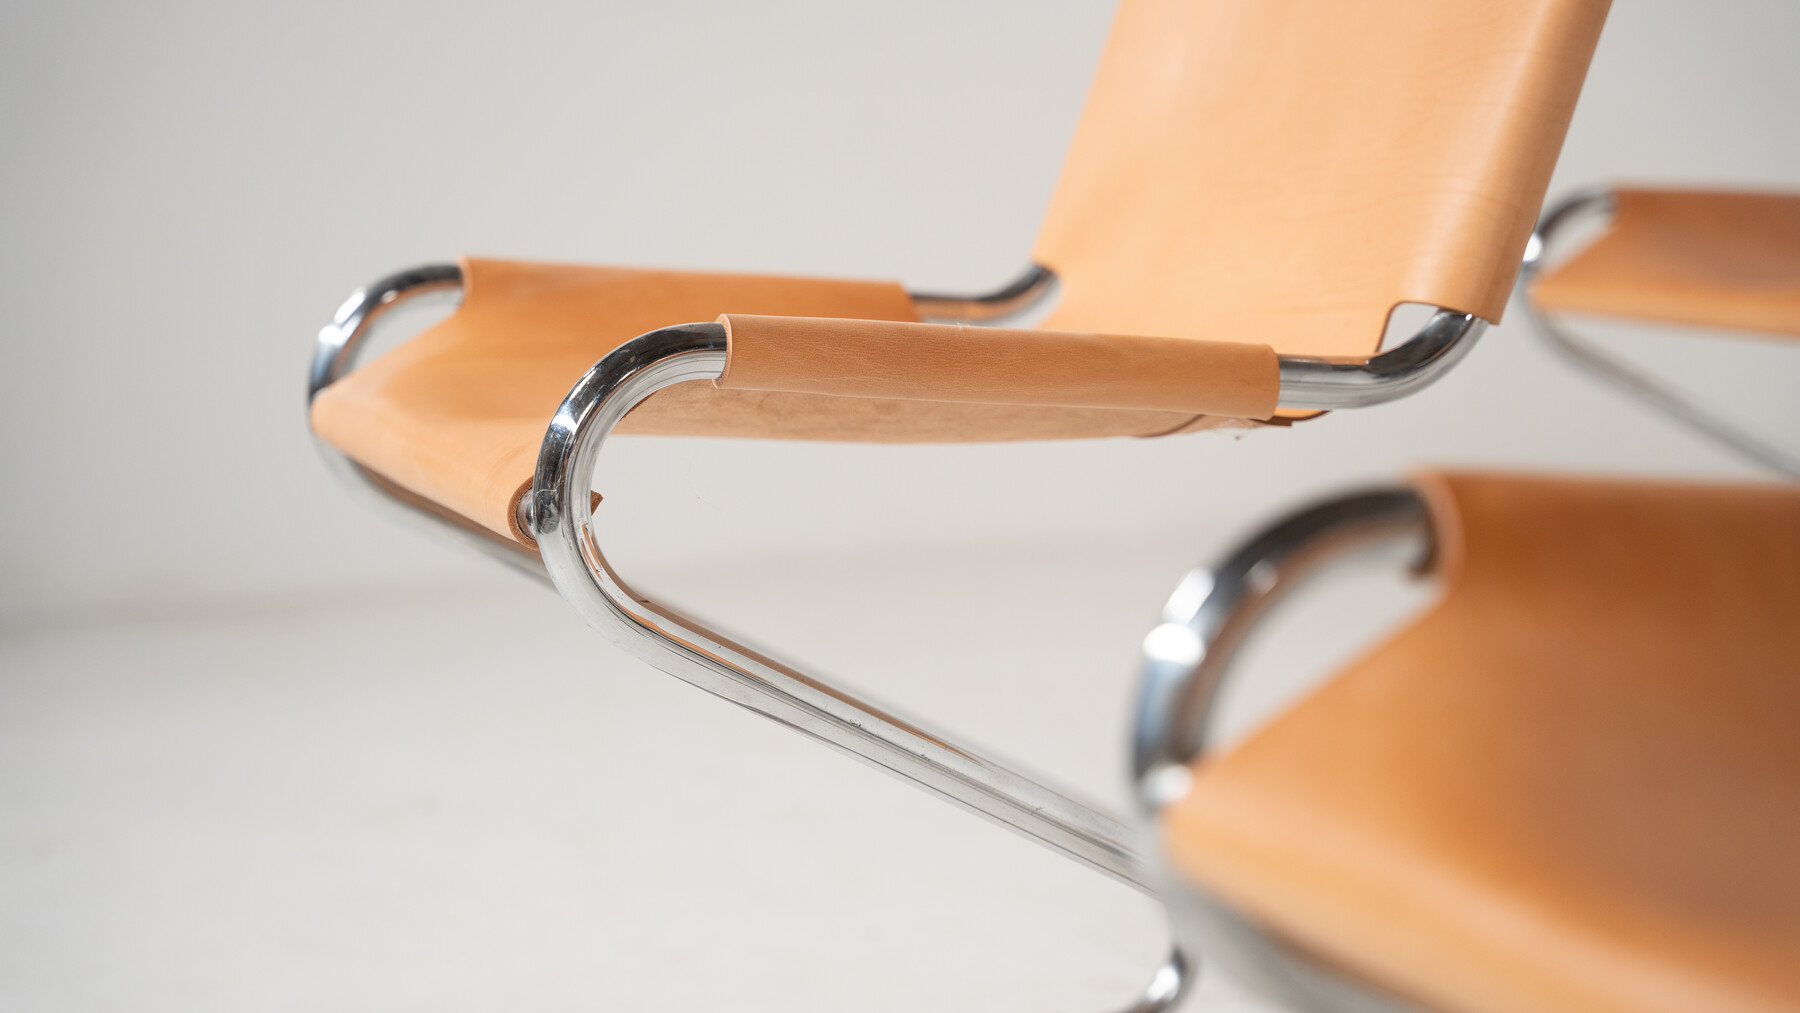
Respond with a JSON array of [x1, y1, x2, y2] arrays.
[[311, 0, 1609, 545], [1532, 188, 1800, 337], [1162, 473, 1800, 1013]]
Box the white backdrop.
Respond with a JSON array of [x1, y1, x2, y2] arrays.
[[4, 4, 1800, 1011], [2, 0, 1797, 623]]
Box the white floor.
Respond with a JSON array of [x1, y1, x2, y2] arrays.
[[1, 533, 1430, 1012]]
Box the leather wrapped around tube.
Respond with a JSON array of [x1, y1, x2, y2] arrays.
[[714, 314, 1281, 421], [311, 259, 1251, 548]]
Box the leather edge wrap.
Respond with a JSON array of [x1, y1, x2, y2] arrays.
[[714, 315, 1280, 421]]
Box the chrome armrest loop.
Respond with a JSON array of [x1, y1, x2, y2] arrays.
[[1275, 311, 1488, 412], [312, 285, 1197, 1011], [911, 263, 1059, 324], [523, 323, 1165, 890], [1131, 488, 1431, 807], [526, 324, 1196, 1010], [305, 262, 546, 577], [308, 262, 464, 403], [308, 260, 1487, 423], [1129, 488, 1437, 1013]]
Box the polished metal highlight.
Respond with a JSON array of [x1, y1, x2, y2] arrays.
[[310, 257, 1490, 1010], [307, 263, 548, 579], [522, 323, 1194, 1013], [1131, 488, 1430, 794], [309, 262, 464, 402], [1130, 487, 1437, 1013], [310, 270, 1192, 1011], [1521, 189, 1800, 478], [1275, 311, 1487, 411], [911, 263, 1059, 324], [913, 262, 1489, 408], [524, 323, 1160, 887]]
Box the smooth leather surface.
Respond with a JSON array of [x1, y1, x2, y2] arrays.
[[310, 259, 1219, 542], [313, 0, 1613, 542], [1162, 472, 1800, 1013], [1035, 0, 1609, 360], [1532, 188, 1800, 338], [716, 314, 1279, 420]]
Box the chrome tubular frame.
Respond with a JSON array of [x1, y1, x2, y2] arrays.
[[308, 266, 1194, 1012], [521, 324, 1196, 1010], [915, 264, 1489, 410], [311, 261, 1487, 416], [1520, 189, 1800, 478], [522, 323, 1167, 887], [1129, 488, 1437, 1013], [308, 261, 1488, 1011], [308, 264, 549, 581]]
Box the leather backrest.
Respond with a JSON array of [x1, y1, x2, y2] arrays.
[[1034, 0, 1611, 357]]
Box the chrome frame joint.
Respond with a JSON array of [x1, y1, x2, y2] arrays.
[[307, 257, 1496, 1012], [1275, 311, 1487, 412]]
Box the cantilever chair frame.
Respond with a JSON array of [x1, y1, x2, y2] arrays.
[[1132, 487, 1437, 1013], [308, 262, 1484, 1011], [1520, 189, 1800, 477]]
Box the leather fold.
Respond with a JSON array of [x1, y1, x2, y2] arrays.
[[715, 315, 1280, 420]]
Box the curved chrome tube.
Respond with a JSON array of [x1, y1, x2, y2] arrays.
[[1276, 311, 1486, 411], [1131, 488, 1430, 802], [912, 263, 1060, 324], [1129, 487, 1436, 1013], [306, 263, 544, 578], [310, 274, 1194, 1011], [523, 324, 1160, 889], [523, 323, 1192, 1012], [311, 260, 1484, 422], [309, 263, 464, 402], [306, 261, 1484, 1012], [1521, 189, 1800, 478]]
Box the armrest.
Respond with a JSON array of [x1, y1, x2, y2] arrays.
[[309, 258, 1222, 545], [1530, 187, 1800, 338], [312, 258, 1484, 547], [715, 314, 1281, 420]]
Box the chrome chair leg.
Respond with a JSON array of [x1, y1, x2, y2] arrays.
[[1113, 945, 1191, 1013]]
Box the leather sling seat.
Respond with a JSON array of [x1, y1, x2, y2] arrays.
[[309, 0, 1610, 547], [1160, 472, 1800, 1013]]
